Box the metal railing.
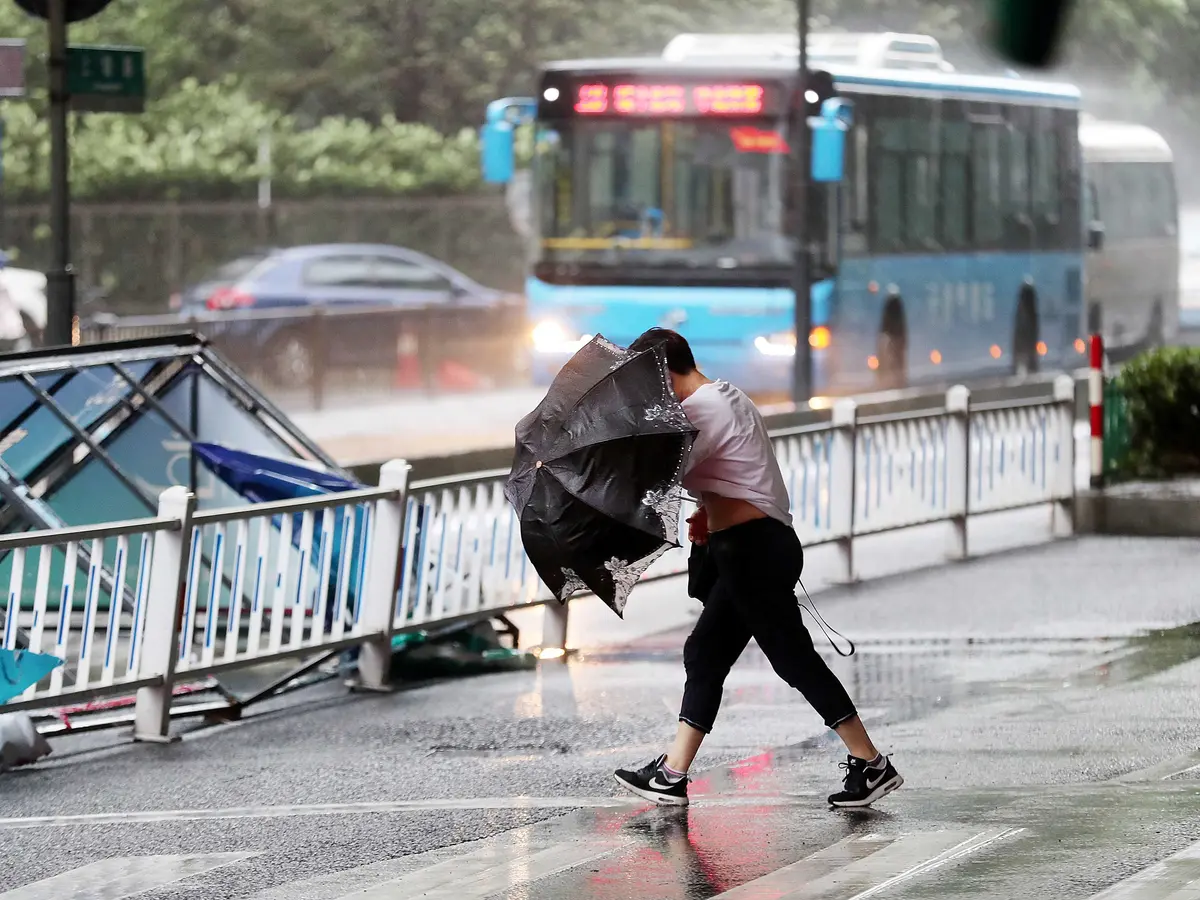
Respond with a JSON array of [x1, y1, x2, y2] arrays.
[[394, 375, 1076, 638], [1, 376, 1076, 736]]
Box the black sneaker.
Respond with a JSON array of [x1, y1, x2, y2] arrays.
[[828, 755, 903, 808], [614, 755, 689, 806]]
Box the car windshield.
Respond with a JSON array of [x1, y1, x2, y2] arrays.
[[533, 118, 792, 270]]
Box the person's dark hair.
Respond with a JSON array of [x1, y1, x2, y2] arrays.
[[628, 327, 697, 375]]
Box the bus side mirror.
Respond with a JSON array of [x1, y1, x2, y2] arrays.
[[482, 121, 515, 185], [1088, 221, 1105, 251], [810, 98, 853, 183]]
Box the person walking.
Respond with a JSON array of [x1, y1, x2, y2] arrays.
[[613, 328, 902, 809]]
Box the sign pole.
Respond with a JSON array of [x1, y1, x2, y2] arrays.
[[46, 0, 75, 347], [790, 0, 813, 405]]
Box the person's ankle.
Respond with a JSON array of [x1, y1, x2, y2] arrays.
[[662, 759, 688, 779]]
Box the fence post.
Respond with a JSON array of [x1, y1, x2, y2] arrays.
[[1088, 334, 1105, 489], [354, 459, 410, 692], [830, 398, 857, 583], [1052, 374, 1076, 538], [944, 385, 971, 560], [133, 486, 195, 743], [542, 600, 569, 659]]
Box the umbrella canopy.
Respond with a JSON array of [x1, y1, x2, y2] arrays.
[[192, 444, 360, 503], [0, 648, 62, 704], [506, 335, 697, 617]]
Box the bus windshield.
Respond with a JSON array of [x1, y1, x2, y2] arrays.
[[533, 118, 793, 272]]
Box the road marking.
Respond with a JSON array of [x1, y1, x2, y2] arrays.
[[240, 823, 627, 900], [1086, 839, 1200, 899], [332, 837, 625, 899], [0, 797, 640, 829], [712, 828, 1022, 899], [0, 794, 848, 830], [708, 834, 899, 897], [1110, 750, 1200, 784], [0, 853, 258, 900]]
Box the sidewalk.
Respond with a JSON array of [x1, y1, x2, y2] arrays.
[[504, 439, 1099, 652]]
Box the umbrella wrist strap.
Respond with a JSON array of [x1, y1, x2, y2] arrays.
[[797, 578, 855, 658]]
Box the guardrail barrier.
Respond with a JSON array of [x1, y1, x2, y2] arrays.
[[1, 376, 1076, 738]]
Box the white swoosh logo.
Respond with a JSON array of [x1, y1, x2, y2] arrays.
[[866, 770, 888, 790], [648, 777, 677, 791]]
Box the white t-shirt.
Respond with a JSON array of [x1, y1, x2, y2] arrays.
[[680, 380, 793, 526]]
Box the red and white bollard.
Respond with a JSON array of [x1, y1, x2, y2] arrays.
[[1088, 334, 1104, 489]]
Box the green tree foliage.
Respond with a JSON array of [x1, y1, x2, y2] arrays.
[[0, 79, 483, 201], [0, 0, 1197, 201]]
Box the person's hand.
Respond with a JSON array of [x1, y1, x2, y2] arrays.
[[687, 508, 709, 545]]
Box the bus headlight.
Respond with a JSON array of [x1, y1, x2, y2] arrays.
[[754, 331, 797, 357], [753, 327, 831, 358], [531, 320, 592, 354]]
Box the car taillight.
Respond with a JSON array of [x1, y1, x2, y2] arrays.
[[206, 287, 254, 310]]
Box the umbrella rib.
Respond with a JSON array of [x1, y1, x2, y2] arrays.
[[542, 427, 697, 466], [541, 467, 682, 546]]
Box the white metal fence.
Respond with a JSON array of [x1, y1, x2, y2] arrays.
[[0, 377, 1076, 738]]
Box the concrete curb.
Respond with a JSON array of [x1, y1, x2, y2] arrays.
[[1075, 488, 1200, 537]]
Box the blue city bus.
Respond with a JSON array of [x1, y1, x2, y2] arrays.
[[481, 35, 1092, 399]]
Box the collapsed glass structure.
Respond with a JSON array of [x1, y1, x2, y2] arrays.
[[0, 332, 347, 640]]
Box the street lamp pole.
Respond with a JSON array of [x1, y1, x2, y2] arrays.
[[790, 0, 813, 404], [46, 0, 75, 347]]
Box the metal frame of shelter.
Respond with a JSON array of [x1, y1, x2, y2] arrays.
[[0, 333, 351, 729]]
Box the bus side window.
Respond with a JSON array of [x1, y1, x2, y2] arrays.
[[839, 119, 869, 257], [1085, 177, 1100, 236], [872, 116, 907, 253], [940, 106, 970, 250], [1058, 109, 1083, 250], [1005, 107, 1033, 244], [854, 124, 869, 229], [970, 111, 1005, 250], [1032, 108, 1060, 229], [905, 105, 939, 250]]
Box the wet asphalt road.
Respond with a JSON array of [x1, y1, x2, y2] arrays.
[[0, 533, 1199, 899]]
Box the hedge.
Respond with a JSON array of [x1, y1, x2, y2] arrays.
[[1, 78, 489, 202], [1111, 346, 1200, 478]]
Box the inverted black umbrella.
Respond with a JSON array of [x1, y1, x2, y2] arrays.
[[505, 335, 698, 617]]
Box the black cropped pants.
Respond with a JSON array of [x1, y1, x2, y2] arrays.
[[679, 517, 857, 734]]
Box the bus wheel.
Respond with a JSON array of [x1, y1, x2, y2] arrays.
[[1012, 292, 1040, 378], [876, 299, 907, 390]]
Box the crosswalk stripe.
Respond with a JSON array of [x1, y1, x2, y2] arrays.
[[1086, 839, 1200, 899], [712, 828, 1022, 899], [241, 822, 627, 900], [0, 853, 259, 900], [332, 837, 626, 900]]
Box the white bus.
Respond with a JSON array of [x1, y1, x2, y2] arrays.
[[1080, 117, 1179, 349]]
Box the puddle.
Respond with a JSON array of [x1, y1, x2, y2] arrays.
[[1070, 622, 1200, 688]]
